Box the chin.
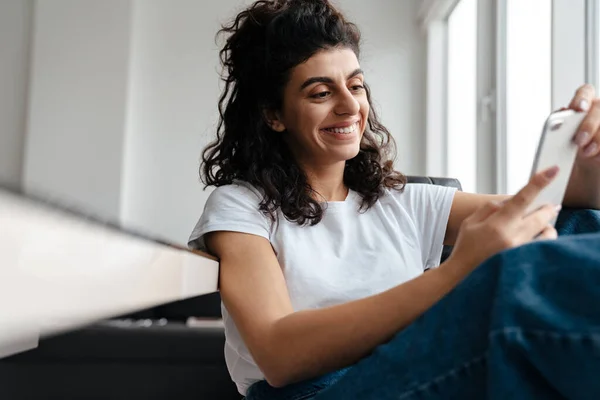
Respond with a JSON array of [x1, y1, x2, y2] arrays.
[[332, 145, 360, 162]]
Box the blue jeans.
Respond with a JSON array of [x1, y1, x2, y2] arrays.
[[246, 209, 600, 400]]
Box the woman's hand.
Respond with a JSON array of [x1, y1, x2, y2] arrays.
[[569, 84, 600, 163], [447, 167, 561, 274], [561, 84, 600, 209]]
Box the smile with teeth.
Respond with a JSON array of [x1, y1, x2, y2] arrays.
[[322, 122, 359, 134]]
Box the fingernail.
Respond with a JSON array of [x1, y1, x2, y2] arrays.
[[580, 99, 590, 111], [584, 142, 599, 157], [555, 205, 562, 213], [544, 166, 559, 178], [574, 131, 590, 146]]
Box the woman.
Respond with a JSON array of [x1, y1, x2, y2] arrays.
[[188, 0, 600, 398]]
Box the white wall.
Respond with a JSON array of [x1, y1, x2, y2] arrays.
[[0, 0, 33, 187], [22, 0, 133, 221], [120, 0, 249, 242], [11, 0, 426, 244], [340, 0, 426, 175]]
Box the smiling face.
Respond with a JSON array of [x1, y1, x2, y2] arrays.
[[267, 47, 370, 168]]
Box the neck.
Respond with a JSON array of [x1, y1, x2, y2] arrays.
[[302, 161, 348, 202]]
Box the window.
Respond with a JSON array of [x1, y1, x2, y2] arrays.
[[504, 0, 552, 194], [446, 0, 477, 193], [422, 0, 585, 195]]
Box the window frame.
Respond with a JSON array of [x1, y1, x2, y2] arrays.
[[420, 0, 496, 193], [419, 0, 459, 178], [421, 0, 591, 194], [586, 0, 600, 90]]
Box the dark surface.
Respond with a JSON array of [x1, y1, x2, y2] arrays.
[[405, 175, 463, 191], [0, 321, 241, 400]]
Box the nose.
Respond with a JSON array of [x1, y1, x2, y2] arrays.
[[333, 87, 360, 116]]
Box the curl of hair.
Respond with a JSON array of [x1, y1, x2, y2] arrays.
[[202, 0, 406, 225]]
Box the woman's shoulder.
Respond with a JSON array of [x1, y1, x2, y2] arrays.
[[382, 182, 456, 198], [204, 180, 265, 211], [378, 182, 425, 203], [209, 180, 264, 199], [378, 182, 457, 212], [188, 181, 270, 250]]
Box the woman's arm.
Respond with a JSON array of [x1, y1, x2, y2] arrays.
[[564, 162, 600, 209], [562, 84, 600, 209], [207, 230, 470, 388]]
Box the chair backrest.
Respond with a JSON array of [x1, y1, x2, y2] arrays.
[[406, 175, 462, 191]]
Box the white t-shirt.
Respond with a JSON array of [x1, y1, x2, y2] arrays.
[[188, 181, 457, 395]]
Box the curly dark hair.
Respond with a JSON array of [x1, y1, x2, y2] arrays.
[[201, 0, 406, 225]]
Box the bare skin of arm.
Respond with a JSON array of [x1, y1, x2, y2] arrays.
[[209, 230, 469, 387]]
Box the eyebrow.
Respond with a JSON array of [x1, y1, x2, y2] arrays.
[[299, 68, 364, 91]]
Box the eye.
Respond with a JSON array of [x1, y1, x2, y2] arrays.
[[351, 85, 365, 92], [311, 91, 331, 99]]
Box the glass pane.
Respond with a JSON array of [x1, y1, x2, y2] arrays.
[[447, 0, 477, 193], [506, 0, 552, 194]]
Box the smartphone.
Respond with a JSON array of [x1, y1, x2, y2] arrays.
[[526, 109, 586, 223]]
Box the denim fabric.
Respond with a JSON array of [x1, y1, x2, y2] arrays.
[[246, 209, 600, 400], [555, 208, 600, 235], [245, 368, 350, 400]]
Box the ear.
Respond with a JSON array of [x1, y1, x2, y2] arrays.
[[263, 109, 286, 132]]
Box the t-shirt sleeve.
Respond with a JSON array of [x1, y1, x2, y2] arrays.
[[404, 183, 457, 270], [187, 183, 271, 252]]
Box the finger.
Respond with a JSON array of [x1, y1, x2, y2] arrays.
[[467, 200, 503, 223], [581, 134, 600, 158], [574, 99, 600, 154], [494, 166, 559, 220], [536, 225, 558, 241], [518, 204, 561, 241], [569, 83, 595, 112]]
